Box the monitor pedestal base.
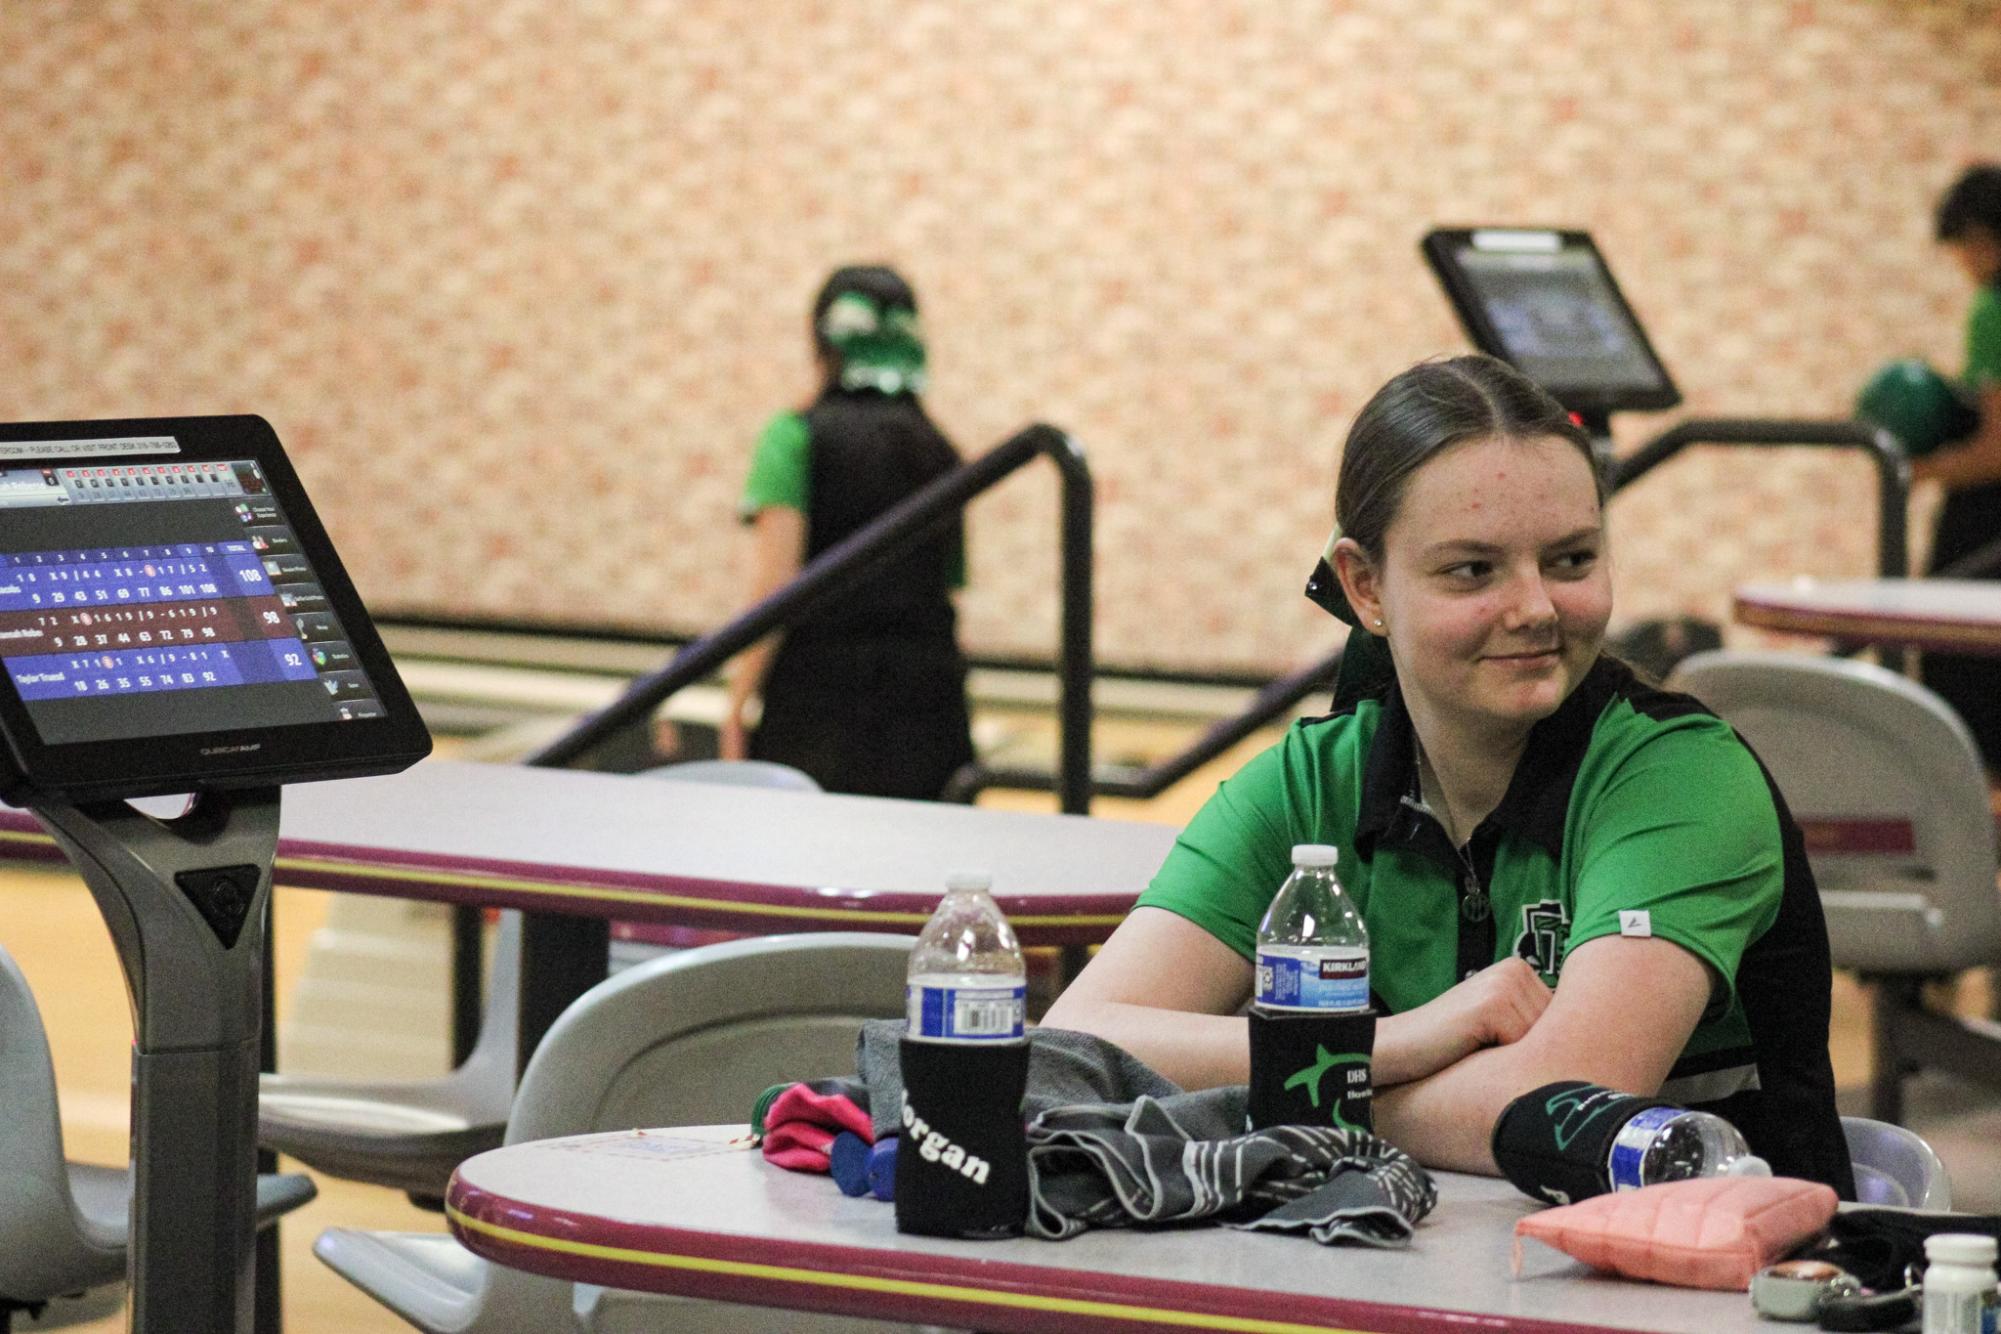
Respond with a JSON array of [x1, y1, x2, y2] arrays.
[[34, 788, 281, 1334]]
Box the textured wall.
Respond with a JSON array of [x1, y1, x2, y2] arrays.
[[1, 1, 1996, 676]]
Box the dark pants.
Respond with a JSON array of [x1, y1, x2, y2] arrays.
[[752, 631, 976, 800], [1921, 483, 2001, 773]]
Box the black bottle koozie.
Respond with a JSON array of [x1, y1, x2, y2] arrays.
[[1490, 1079, 1673, 1205], [894, 1036, 1030, 1239], [1246, 1007, 1375, 1133]]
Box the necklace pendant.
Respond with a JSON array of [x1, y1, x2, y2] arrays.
[[1460, 885, 1491, 923]]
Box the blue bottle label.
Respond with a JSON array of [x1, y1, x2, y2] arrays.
[[1254, 948, 1369, 1011], [1607, 1104, 1680, 1190], [906, 982, 1026, 1041]]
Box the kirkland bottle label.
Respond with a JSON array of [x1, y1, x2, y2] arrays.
[[1254, 948, 1369, 1011], [906, 983, 1026, 1041], [1607, 1104, 1680, 1191]]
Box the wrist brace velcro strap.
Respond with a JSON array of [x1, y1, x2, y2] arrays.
[[1491, 1080, 1675, 1206], [893, 1035, 1029, 1239]]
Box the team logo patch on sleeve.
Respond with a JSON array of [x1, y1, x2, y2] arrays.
[[1513, 900, 1570, 978]]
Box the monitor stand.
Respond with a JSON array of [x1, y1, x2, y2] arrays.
[[33, 788, 280, 1334]]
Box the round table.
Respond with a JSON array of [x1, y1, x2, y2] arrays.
[[1734, 578, 2001, 657], [442, 1124, 1776, 1334]]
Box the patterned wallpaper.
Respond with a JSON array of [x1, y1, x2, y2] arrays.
[[1, 0, 1996, 676]]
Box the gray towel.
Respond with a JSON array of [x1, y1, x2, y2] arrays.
[[856, 1020, 1436, 1246]]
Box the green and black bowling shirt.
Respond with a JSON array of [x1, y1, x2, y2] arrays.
[[1138, 655, 1854, 1193]]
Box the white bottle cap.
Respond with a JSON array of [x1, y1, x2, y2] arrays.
[[944, 870, 994, 893], [1290, 844, 1339, 868], [1926, 1234, 1999, 1265], [1722, 1154, 1771, 1178]]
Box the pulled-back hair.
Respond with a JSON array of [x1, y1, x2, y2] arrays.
[[1336, 354, 1601, 559], [1936, 164, 2001, 244]]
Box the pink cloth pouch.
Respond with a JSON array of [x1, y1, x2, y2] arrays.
[[1512, 1176, 1839, 1291]]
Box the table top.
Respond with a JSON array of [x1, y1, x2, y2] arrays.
[[445, 1125, 1772, 1334], [0, 759, 1177, 944], [1735, 577, 2001, 655]]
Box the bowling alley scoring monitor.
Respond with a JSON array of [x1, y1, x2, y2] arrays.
[[0, 415, 430, 804]]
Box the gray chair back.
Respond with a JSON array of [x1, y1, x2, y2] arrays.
[[508, 931, 909, 1143], [640, 760, 822, 793], [1840, 1115, 1952, 1209], [1669, 650, 2001, 975], [0, 943, 124, 1306]]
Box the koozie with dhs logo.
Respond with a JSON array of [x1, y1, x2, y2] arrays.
[[1247, 1007, 1375, 1133], [893, 1036, 1029, 1238]]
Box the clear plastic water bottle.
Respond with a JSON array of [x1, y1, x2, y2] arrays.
[[906, 870, 1026, 1043], [1253, 845, 1368, 1014], [1606, 1106, 1772, 1191]]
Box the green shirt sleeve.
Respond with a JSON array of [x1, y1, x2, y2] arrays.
[[1134, 715, 1366, 959], [740, 412, 810, 522], [1965, 286, 2001, 390], [1563, 718, 1784, 1014]]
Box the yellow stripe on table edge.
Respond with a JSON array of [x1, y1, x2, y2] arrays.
[[1, 830, 1122, 930], [444, 1203, 1365, 1334]]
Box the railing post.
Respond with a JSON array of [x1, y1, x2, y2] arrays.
[[1050, 432, 1094, 815]]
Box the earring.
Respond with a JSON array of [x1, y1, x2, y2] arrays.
[[1373, 618, 1384, 629]]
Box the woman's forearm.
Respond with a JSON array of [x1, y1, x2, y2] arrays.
[[1038, 997, 1250, 1090]]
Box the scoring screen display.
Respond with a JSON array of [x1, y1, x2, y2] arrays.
[[0, 459, 388, 746], [1447, 237, 1669, 397]]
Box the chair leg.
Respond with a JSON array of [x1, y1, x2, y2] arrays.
[[1868, 978, 1915, 1125]]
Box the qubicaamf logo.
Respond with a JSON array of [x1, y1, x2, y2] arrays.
[[199, 743, 263, 756]]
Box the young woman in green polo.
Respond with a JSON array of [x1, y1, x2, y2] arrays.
[[1044, 355, 1852, 1194]]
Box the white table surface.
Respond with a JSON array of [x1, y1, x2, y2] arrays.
[[3, 758, 1178, 941], [1735, 577, 2001, 655], [446, 1124, 1776, 1334]]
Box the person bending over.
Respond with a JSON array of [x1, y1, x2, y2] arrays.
[[1044, 354, 1852, 1193]]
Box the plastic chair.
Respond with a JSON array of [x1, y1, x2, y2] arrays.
[[1841, 1115, 1953, 1210], [257, 910, 522, 1202], [0, 944, 315, 1331], [312, 931, 919, 1334], [1668, 650, 2001, 1121], [638, 758, 823, 792]]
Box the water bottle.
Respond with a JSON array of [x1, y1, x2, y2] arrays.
[[1254, 845, 1368, 1014], [894, 871, 1030, 1238], [1247, 845, 1377, 1132], [905, 870, 1026, 1043], [1923, 1234, 1999, 1334], [1495, 1080, 1769, 1205], [1606, 1106, 1771, 1191]]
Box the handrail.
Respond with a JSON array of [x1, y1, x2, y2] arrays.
[[525, 422, 1098, 815], [1607, 417, 1910, 576], [944, 645, 1343, 803]]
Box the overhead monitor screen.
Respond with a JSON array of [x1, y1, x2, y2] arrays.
[[1422, 228, 1681, 416], [0, 418, 429, 803]]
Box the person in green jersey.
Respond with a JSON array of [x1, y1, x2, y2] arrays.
[[1913, 165, 2001, 770], [720, 265, 974, 799], [1045, 354, 1852, 1193]]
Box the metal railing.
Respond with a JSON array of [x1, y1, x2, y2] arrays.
[[944, 647, 1343, 803], [1608, 417, 1910, 576], [527, 422, 1097, 814]]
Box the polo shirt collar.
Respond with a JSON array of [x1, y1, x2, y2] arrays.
[[1353, 656, 1623, 860]]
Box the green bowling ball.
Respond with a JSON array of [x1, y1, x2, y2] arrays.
[[1856, 358, 1979, 458]]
